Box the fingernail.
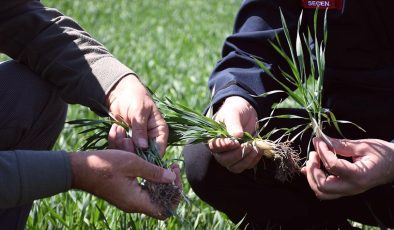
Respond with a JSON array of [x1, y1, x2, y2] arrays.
[[227, 138, 238, 144], [138, 138, 148, 148], [163, 169, 176, 182]]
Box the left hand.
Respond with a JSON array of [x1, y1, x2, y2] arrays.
[[69, 149, 181, 219], [106, 75, 168, 156], [302, 136, 394, 200]]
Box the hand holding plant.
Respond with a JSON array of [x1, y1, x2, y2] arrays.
[[302, 137, 394, 200], [106, 74, 169, 153], [68, 149, 181, 219], [208, 96, 262, 173]]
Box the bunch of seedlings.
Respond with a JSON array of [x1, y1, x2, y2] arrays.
[[68, 116, 181, 218], [157, 97, 301, 182]]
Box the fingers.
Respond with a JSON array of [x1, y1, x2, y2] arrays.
[[108, 124, 135, 152], [208, 138, 240, 153], [227, 143, 262, 173], [108, 124, 120, 148], [147, 108, 169, 156], [313, 138, 358, 177], [211, 144, 242, 169], [303, 151, 358, 200], [107, 76, 168, 152], [212, 142, 261, 173], [217, 96, 257, 139], [223, 111, 244, 138], [304, 151, 322, 193], [131, 157, 176, 183], [127, 164, 182, 219], [304, 151, 340, 199], [121, 180, 167, 219], [313, 137, 356, 157], [131, 104, 149, 149], [170, 164, 182, 189]]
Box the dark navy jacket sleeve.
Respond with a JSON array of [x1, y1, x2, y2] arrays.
[[208, 0, 302, 118]]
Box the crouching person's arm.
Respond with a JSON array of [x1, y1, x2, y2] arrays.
[[0, 150, 180, 219]]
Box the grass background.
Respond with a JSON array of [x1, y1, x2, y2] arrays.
[[0, 0, 380, 229]]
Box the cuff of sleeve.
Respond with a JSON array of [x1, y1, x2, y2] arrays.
[[15, 150, 72, 205], [91, 57, 136, 95], [89, 57, 136, 115], [207, 84, 262, 118]]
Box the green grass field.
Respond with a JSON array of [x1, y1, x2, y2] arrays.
[[22, 0, 241, 229]]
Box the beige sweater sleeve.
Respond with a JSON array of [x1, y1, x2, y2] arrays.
[[0, 0, 135, 115]]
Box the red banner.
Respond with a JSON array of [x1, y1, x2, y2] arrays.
[[301, 0, 343, 10]]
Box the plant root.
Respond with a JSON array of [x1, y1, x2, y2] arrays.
[[253, 139, 301, 182], [143, 181, 182, 218]]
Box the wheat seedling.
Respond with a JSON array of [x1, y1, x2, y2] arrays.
[[255, 9, 364, 161]]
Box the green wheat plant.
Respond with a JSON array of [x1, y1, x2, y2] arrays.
[[69, 92, 301, 183], [255, 9, 364, 156], [159, 96, 301, 183]]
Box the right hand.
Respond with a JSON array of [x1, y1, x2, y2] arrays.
[[69, 150, 181, 219], [302, 137, 394, 200], [208, 96, 262, 173], [106, 75, 169, 156]]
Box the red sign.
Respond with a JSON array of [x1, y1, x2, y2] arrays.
[[301, 0, 343, 10]]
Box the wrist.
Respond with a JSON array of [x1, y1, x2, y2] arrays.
[[105, 74, 140, 108], [69, 152, 91, 191]]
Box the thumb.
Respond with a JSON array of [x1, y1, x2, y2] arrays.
[[132, 158, 176, 183], [317, 137, 356, 157], [224, 112, 244, 138]]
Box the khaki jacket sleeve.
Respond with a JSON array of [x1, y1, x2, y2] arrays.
[[0, 0, 135, 115]]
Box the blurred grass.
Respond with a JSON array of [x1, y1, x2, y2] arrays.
[[21, 0, 242, 229]]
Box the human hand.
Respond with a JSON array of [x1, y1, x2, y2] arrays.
[[302, 137, 394, 200], [108, 123, 135, 152], [208, 96, 261, 173], [69, 150, 181, 219], [106, 75, 168, 156]]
